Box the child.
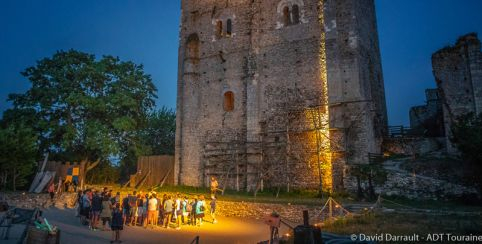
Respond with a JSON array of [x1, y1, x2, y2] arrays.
[[111, 203, 123, 243], [210, 196, 217, 224]]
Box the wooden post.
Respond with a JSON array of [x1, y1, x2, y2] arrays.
[[328, 198, 333, 219], [303, 210, 309, 226]]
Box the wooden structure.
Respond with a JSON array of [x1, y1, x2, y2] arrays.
[[130, 155, 175, 188]]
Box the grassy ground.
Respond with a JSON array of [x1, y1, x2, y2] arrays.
[[322, 211, 482, 237], [87, 184, 353, 206]]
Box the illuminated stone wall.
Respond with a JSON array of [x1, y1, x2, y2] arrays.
[[175, 0, 387, 192]]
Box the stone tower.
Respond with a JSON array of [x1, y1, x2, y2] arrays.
[[175, 0, 387, 192]]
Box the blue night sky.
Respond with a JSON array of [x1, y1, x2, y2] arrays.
[[1, 0, 481, 126]]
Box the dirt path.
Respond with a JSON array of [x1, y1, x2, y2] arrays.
[[42, 207, 290, 244]]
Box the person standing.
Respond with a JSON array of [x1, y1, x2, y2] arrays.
[[100, 195, 113, 231], [142, 194, 149, 227], [163, 195, 174, 229], [91, 190, 103, 231], [134, 193, 143, 226], [80, 190, 91, 226], [110, 203, 124, 243], [210, 176, 219, 198], [181, 196, 189, 225], [75, 190, 83, 217], [121, 194, 130, 226], [48, 183, 55, 200], [195, 195, 205, 226], [128, 191, 138, 226], [210, 196, 217, 224], [146, 195, 158, 229], [190, 197, 197, 226]]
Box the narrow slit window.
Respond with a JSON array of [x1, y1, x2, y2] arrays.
[[292, 5, 300, 24], [226, 19, 232, 36], [224, 91, 234, 112], [283, 6, 291, 26], [216, 20, 223, 38]]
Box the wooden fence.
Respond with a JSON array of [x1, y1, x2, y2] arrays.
[[130, 155, 175, 188]]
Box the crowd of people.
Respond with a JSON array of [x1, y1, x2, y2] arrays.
[[75, 187, 218, 243]]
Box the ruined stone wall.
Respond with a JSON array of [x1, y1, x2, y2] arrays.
[[176, 0, 387, 192], [409, 89, 444, 136], [432, 33, 482, 153]]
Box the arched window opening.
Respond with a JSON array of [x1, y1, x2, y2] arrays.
[[292, 5, 300, 24], [224, 91, 234, 112], [226, 19, 232, 37], [216, 20, 223, 38], [283, 6, 291, 26]]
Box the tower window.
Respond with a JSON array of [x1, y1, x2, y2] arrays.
[[224, 91, 234, 112], [292, 5, 300, 24], [283, 6, 291, 26], [216, 20, 223, 38], [226, 19, 232, 36]]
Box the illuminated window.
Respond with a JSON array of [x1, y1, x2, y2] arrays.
[[224, 91, 234, 112], [292, 5, 300, 24], [216, 20, 223, 38], [283, 6, 291, 26], [226, 19, 232, 36]]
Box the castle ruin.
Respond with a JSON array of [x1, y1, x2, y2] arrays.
[[175, 0, 387, 192], [433, 33, 482, 153]]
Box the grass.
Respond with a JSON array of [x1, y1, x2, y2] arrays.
[[89, 184, 336, 205], [322, 211, 482, 237]]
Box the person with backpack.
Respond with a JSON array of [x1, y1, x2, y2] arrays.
[[196, 195, 206, 226], [110, 203, 124, 243]]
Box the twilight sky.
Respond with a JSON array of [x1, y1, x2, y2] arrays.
[[1, 0, 481, 125]]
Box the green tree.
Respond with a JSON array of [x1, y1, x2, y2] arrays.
[[143, 107, 176, 155], [0, 124, 38, 191], [118, 107, 175, 181], [6, 50, 157, 187], [350, 163, 387, 201], [86, 160, 121, 185], [451, 113, 482, 193]]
